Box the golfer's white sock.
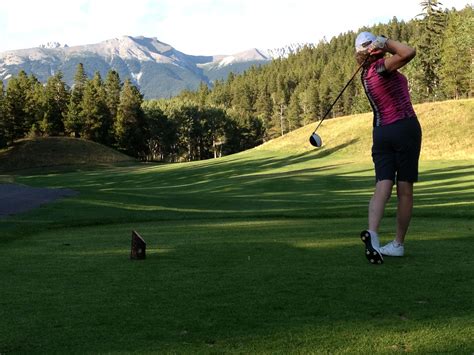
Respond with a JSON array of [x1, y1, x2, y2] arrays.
[[393, 240, 403, 247], [367, 230, 378, 239]]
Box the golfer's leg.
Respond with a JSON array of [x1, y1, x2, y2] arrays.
[[368, 179, 394, 233], [396, 181, 413, 244]]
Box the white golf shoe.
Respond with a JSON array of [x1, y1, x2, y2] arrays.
[[360, 230, 384, 265], [380, 241, 404, 257]]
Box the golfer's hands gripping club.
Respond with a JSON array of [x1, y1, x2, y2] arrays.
[[367, 36, 388, 56]]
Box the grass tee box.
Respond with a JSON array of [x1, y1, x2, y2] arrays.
[[0, 99, 473, 353]]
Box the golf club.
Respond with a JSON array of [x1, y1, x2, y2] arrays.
[[309, 58, 368, 148]]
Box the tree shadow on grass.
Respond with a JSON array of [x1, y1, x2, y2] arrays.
[[1, 153, 472, 245], [309, 138, 360, 159]]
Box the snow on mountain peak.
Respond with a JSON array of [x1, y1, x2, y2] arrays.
[[39, 42, 68, 49], [261, 43, 312, 59], [218, 48, 269, 66], [208, 44, 312, 69]]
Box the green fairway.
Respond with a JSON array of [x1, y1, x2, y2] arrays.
[[1, 99, 473, 353]]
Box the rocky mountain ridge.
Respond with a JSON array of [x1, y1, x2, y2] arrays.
[[0, 36, 310, 99]]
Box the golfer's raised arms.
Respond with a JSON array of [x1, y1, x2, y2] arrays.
[[383, 39, 416, 72]]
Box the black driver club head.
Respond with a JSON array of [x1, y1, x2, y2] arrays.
[[309, 133, 322, 148]]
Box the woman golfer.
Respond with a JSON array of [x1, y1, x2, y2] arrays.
[[355, 32, 422, 264]]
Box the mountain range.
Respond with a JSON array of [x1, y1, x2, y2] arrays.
[[0, 36, 309, 99]]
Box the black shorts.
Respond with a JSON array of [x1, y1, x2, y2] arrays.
[[372, 117, 422, 183]]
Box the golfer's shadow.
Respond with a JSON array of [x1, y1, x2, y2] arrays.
[[314, 138, 360, 158]]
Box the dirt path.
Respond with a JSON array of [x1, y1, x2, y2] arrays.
[[0, 184, 78, 218]]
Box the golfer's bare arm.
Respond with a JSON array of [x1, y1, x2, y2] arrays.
[[383, 39, 416, 72]]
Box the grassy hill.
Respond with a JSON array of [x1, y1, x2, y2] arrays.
[[0, 137, 135, 172], [257, 99, 474, 161]]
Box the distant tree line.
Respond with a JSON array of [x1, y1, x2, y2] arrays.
[[0, 2, 472, 160], [0, 64, 260, 160]]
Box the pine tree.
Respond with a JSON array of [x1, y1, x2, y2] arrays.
[[179, 104, 202, 161], [287, 89, 303, 131], [271, 73, 291, 136], [41, 71, 69, 136], [93, 72, 113, 144], [255, 88, 273, 138], [300, 82, 320, 125], [271, 90, 286, 137], [80, 72, 110, 143], [4, 70, 31, 141], [417, 0, 446, 100], [231, 80, 254, 115], [65, 63, 87, 137], [209, 80, 232, 107], [440, 6, 473, 99], [115, 79, 147, 157], [388, 16, 401, 40], [197, 82, 210, 107], [24, 76, 46, 137], [104, 70, 122, 132]]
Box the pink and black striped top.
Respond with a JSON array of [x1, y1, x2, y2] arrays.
[[361, 58, 416, 127]]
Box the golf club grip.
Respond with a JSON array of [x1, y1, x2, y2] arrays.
[[313, 60, 366, 133]]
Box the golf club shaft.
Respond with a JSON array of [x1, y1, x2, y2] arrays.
[[312, 59, 367, 133]]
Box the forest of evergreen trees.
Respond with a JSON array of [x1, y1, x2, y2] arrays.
[[0, 2, 472, 161]]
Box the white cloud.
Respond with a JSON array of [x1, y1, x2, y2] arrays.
[[1, 0, 471, 54], [2, 0, 153, 48]]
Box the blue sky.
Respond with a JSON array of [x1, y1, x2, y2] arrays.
[[1, 0, 471, 55]]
